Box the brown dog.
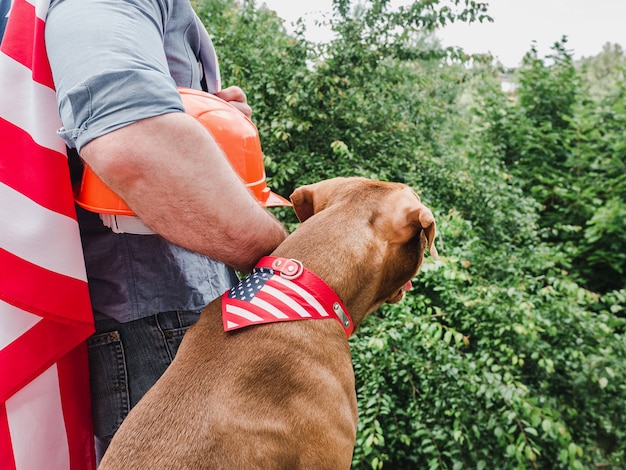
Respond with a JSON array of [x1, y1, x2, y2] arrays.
[[99, 177, 438, 470]]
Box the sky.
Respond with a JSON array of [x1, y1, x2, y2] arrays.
[[260, 0, 626, 68]]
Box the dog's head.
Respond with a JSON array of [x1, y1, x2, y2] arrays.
[[284, 177, 438, 324]]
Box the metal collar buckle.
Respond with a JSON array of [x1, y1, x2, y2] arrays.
[[271, 258, 304, 280]]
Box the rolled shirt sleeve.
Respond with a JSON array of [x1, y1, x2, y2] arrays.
[[45, 0, 201, 152]]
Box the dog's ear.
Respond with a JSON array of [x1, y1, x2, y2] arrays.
[[289, 178, 351, 222], [289, 186, 316, 222], [417, 208, 439, 259], [403, 205, 438, 259], [384, 190, 438, 259]]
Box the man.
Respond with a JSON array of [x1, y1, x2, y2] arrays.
[[45, 0, 287, 462]]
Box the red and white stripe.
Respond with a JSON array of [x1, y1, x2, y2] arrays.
[[224, 278, 327, 324], [222, 274, 331, 330], [1, 0, 95, 468], [221, 258, 354, 337]]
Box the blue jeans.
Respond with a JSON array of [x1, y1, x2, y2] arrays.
[[87, 310, 201, 464]]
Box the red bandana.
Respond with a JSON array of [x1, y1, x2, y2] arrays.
[[222, 257, 354, 337]]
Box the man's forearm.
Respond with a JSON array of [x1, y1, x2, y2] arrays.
[[80, 112, 288, 272]]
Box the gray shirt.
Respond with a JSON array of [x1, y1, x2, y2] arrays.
[[45, 0, 237, 322]]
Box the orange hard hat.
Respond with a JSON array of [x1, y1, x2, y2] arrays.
[[75, 165, 135, 215], [74, 87, 291, 215], [179, 87, 290, 207]]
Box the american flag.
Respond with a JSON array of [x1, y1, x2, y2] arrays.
[[222, 263, 353, 336], [0, 0, 96, 468]]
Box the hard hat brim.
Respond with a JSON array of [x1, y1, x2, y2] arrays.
[[265, 191, 292, 207]]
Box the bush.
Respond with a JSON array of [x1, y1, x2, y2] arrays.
[[352, 211, 626, 469]]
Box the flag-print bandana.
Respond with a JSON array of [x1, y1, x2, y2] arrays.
[[222, 256, 354, 337]]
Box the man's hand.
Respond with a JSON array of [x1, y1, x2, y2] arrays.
[[215, 86, 252, 118]]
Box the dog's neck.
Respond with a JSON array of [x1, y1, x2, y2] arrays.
[[271, 215, 394, 329]]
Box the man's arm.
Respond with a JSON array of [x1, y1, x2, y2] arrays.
[[81, 111, 288, 272]]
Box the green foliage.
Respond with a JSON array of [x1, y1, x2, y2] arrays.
[[196, 1, 626, 468], [350, 208, 626, 469], [474, 38, 626, 292], [569, 83, 626, 290], [578, 42, 626, 100]]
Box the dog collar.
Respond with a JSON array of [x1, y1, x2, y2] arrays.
[[222, 256, 354, 337]]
